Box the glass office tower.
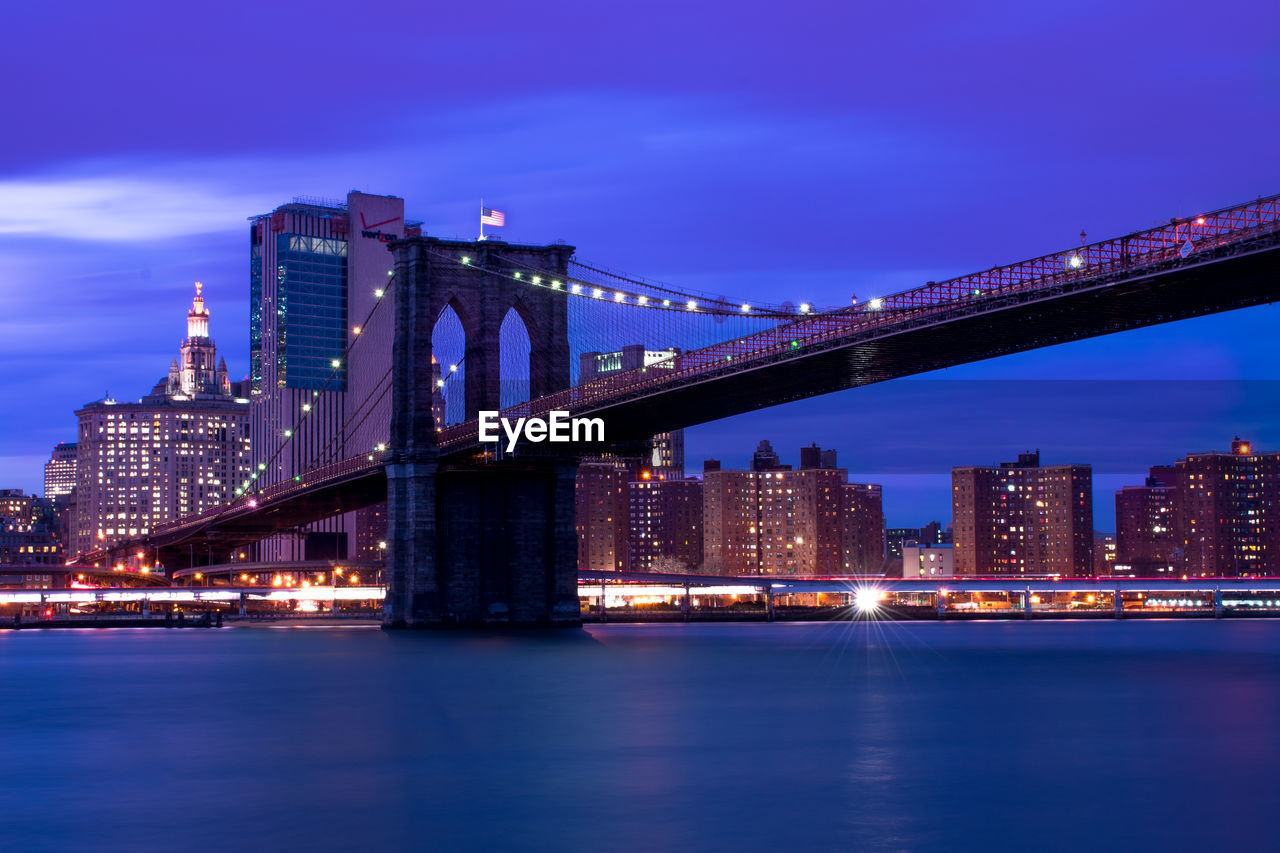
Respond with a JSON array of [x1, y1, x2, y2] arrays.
[[248, 192, 416, 561]]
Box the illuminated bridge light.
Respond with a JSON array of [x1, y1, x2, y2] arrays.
[[352, 326, 361, 335], [571, 283, 582, 294], [686, 300, 697, 311], [868, 298, 883, 310], [532, 276, 541, 284], [374, 288, 384, 298], [331, 359, 341, 368], [1195, 217, 1206, 225], [449, 364, 458, 373], [637, 296, 648, 305], [592, 288, 604, 299], [1067, 254, 1083, 269], [376, 443, 386, 452], [662, 299, 671, 307], [284, 429, 292, 437], [741, 303, 750, 313], [436, 379, 445, 388], [460, 256, 471, 265], [551, 280, 562, 289], [615, 291, 626, 302], [302, 403, 311, 412], [799, 303, 810, 313]]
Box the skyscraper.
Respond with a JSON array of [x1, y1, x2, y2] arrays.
[[702, 443, 884, 576], [248, 192, 418, 560], [0, 489, 61, 567], [951, 451, 1093, 577], [751, 439, 784, 472], [43, 442, 78, 498], [702, 467, 760, 575], [576, 460, 630, 571], [1114, 466, 1178, 576], [843, 483, 886, 573], [71, 284, 250, 561], [1173, 438, 1280, 577], [628, 475, 703, 572]]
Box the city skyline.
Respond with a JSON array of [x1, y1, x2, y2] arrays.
[[4, 1, 1280, 530], [5, 5, 1280, 850]]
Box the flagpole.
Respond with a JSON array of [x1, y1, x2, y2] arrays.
[[479, 197, 484, 241]]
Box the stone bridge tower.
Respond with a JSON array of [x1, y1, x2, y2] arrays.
[[384, 237, 580, 627]]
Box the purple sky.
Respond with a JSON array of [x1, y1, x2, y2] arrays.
[[3, 0, 1278, 530]]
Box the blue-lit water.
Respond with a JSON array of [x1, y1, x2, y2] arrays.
[[2, 621, 1278, 852]]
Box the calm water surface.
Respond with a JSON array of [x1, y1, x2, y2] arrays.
[[1, 620, 1278, 852]]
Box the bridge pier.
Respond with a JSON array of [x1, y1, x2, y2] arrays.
[[385, 453, 581, 628], [384, 235, 579, 628], [1023, 586, 1033, 619], [1114, 588, 1124, 619], [1214, 588, 1224, 619], [936, 590, 946, 620]]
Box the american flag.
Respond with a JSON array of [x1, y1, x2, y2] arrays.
[[481, 207, 506, 227]]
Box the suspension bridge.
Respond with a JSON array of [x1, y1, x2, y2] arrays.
[[80, 192, 1280, 626]]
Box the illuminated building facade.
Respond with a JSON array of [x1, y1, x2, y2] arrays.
[[576, 460, 631, 571], [579, 344, 684, 477], [0, 490, 39, 527], [903, 542, 954, 578], [1093, 532, 1117, 576], [843, 483, 886, 573], [248, 192, 420, 560], [627, 475, 703, 572], [1114, 466, 1178, 576], [1173, 437, 1280, 577], [71, 284, 251, 561], [952, 451, 1093, 577], [43, 442, 78, 498], [1, 497, 61, 566], [702, 444, 884, 576]]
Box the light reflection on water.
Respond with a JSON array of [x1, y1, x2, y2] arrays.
[[1, 620, 1278, 852]]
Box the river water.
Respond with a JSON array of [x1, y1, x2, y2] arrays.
[[1, 620, 1278, 852]]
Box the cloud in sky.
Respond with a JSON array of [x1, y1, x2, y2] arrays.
[[0, 174, 278, 242]]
